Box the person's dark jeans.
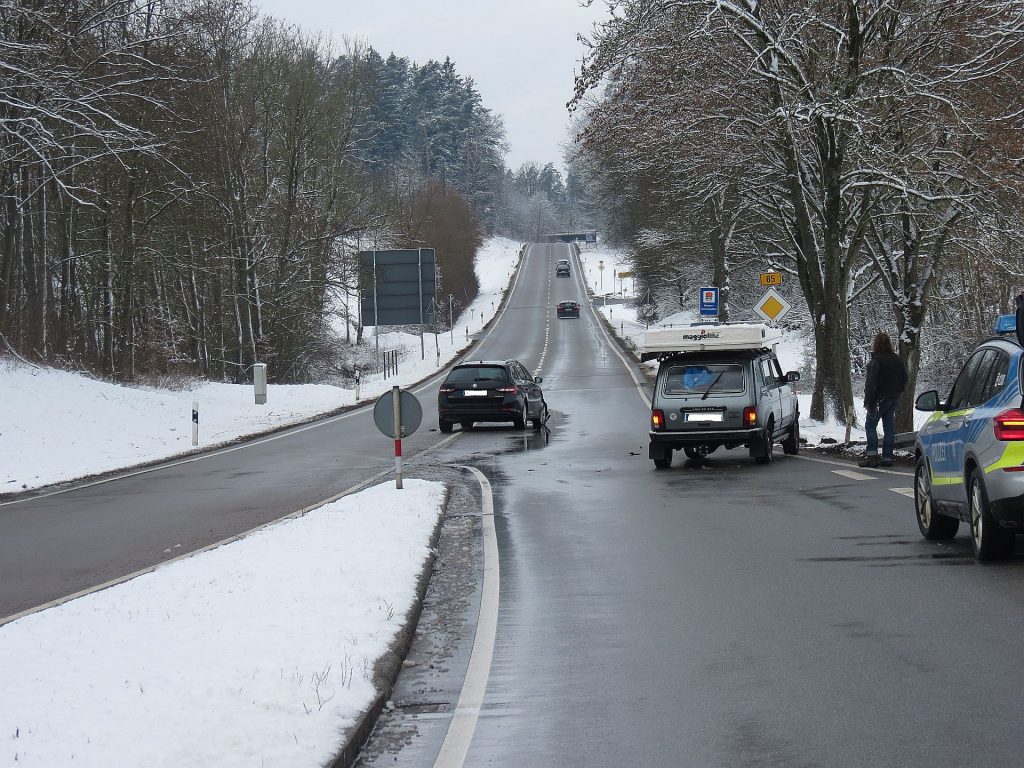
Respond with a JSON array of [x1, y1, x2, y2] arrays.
[[865, 398, 899, 457]]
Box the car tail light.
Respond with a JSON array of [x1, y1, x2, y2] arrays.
[[994, 408, 1024, 440], [651, 409, 665, 430], [743, 406, 758, 427], [496, 386, 516, 393]]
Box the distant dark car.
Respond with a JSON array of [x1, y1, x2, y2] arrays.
[[557, 301, 580, 318], [438, 360, 547, 433]]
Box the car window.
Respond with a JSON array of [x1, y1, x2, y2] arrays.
[[663, 363, 745, 395], [516, 363, 531, 383], [979, 351, 1009, 404], [947, 350, 986, 410], [759, 358, 776, 386], [445, 366, 508, 387]]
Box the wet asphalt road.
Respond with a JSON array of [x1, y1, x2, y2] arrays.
[[5, 244, 1024, 766], [358, 243, 1024, 767]]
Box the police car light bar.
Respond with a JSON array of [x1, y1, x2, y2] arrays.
[[995, 314, 1017, 335]]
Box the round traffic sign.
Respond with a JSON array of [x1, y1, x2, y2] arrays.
[[373, 389, 423, 438]]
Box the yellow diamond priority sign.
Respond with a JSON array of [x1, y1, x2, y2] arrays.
[[754, 288, 792, 324]]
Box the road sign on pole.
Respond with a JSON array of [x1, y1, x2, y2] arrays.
[[754, 288, 792, 324], [373, 388, 423, 489], [760, 271, 782, 287], [699, 287, 720, 319]]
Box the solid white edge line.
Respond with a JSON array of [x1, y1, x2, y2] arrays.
[[432, 465, 499, 768]]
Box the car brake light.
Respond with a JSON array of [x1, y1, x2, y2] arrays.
[[743, 406, 757, 427], [496, 387, 516, 393], [651, 409, 665, 430], [994, 408, 1024, 440]]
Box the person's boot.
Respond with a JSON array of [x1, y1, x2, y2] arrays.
[[858, 454, 880, 468], [880, 456, 894, 467]]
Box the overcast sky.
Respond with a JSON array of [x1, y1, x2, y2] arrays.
[[253, 0, 608, 174]]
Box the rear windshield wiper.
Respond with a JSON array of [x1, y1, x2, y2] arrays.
[[700, 371, 724, 400]]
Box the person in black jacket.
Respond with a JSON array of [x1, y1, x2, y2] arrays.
[[859, 332, 908, 468]]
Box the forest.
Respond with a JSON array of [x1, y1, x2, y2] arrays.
[[0, 0, 582, 384]]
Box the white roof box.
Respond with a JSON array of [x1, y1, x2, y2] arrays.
[[641, 322, 782, 361]]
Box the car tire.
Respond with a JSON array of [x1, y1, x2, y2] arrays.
[[782, 418, 800, 455], [513, 401, 528, 430], [654, 449, 672, 470], [531, 403, 548, 430], [439, 420, 453, 434], [914, 458, 958, 540], [754, 422, 774, 465], [968, 467, 1015, 561]]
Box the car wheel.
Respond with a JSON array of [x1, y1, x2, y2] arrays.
[[461, 421, 474, 431], [513, 400, 528, 430], [654, 449, 672, 470], [531, 403, 548, 430], [754, 422, 774, 465], [968, 467, 1015, 561], [439, 420, 453, 434], [782, 418, 800, 455], [915, 458, 957, 540]]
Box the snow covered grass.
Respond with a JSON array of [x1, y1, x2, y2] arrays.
[[0, 480, 445, 768]]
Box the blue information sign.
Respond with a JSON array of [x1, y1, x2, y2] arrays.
[[699, 287, 720, 317]]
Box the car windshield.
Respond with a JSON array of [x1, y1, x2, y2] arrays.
[[663, 363, 744, 395], [445, 366, 508, 387]]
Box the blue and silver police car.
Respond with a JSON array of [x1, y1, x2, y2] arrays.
[[914, 304, 1024, 560]]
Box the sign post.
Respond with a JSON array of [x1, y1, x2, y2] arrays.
[[373, 388, 423, 490]]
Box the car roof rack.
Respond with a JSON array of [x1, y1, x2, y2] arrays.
[[640, 322, 783, 362]]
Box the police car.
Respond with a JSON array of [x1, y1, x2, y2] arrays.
[[914, 300, 1024, 560]]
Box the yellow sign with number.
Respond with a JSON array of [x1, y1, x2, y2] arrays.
[[760, 272, 782, 287]]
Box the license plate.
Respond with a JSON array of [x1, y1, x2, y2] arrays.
[[463, 390, 488, 397], [685, 412, 723, 422]]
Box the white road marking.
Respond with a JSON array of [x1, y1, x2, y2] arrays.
[[890, 488, 915, 498], [794, 453, 911, 476], [832, 469, 875, 481], [433, 465, 499, 768]]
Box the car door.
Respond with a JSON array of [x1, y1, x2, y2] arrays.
[[758, 356, 782, 434], [514, 362, 539, 417], [926, 350, 991, 504], [769, 354, 793, 427]]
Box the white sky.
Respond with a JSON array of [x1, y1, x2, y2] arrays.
[[0, 239, 868, 766], [253, 0, 610, 173]]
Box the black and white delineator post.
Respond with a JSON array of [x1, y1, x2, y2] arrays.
[[192, 401, 199, 446], [372, 387, 423, 490]]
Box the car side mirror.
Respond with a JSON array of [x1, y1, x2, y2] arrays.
[[786, 371, 801, 383], [915, 390, 940, 411], [534, 376, 543, 384]]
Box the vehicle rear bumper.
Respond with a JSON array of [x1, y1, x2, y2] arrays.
[[440, 405, 519, 423], [989, 492, 1024, 527], [648, 428, 760, 446]]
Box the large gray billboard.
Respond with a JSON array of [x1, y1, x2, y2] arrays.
[[359, 249, 437, 327]]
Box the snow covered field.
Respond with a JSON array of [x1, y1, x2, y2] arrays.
[[1, 237, 890, 767]]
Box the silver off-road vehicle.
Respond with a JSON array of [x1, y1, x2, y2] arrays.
[[642, 324, 801, 469]]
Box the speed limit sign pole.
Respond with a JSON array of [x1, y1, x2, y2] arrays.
[[392, 386, 403, 489]]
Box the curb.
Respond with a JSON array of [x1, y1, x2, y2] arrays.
[[327, 482, 453, 768]]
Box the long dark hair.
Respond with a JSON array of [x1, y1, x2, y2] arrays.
[[872, 332, 895, 355]]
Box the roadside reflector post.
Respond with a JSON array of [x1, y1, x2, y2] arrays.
[[392, 386, 403, 489], [253, 363, 267, 405], [191, 401, 199, 446], [354, 368, 360, 401]]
